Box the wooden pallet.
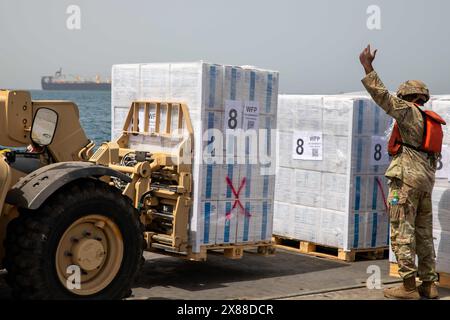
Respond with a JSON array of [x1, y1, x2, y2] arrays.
[[147, 241, 276, 262], [389, 263, 450, 288], [186, 242, 276, 262], [273, 235, 388, 262]]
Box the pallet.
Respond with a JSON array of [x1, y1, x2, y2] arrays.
[[144, 231, 276, 261], [186, 242, 276, 262], [273, 235, 388, 262], [147, 241, 276, 262], [389, 263, 450, 288]]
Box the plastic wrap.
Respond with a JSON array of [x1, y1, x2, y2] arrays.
[[112, 62, 279, 252], [430, 98, 450, 273], [275, 95, 391, 251]]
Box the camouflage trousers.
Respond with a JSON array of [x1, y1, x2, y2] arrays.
[[388, 178, 438, 282]]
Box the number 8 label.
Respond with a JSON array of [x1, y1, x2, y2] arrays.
[[370, 136, 389, 166], [296, 139, 304, 155], [435, 145, 449, 179], [374, 144, 382, 161], [292, 131, 323, 160], [228, 109, 238, 129], [224, 101, 243, 132]]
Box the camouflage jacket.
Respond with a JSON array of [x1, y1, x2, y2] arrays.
[[362, 71, 436, 192]]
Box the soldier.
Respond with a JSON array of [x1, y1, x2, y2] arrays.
[[359, 45, 445, 299]]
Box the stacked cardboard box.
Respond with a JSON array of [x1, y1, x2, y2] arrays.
[[112, 62, 279, 253], [425, 98, 450, 278], [274, 95, 392, 251], [428, 98, 449, 274]]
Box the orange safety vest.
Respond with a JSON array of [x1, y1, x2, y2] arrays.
[[388, 105, 446, 156]]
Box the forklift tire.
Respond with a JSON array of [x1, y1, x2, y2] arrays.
[[3, 179, 144, 300]]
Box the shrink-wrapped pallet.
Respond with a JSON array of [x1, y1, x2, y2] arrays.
[[274, 95, 392, 251], [112, 62, 279, 253]]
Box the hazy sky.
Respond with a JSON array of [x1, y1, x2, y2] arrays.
[[1, 0, 450, 94]]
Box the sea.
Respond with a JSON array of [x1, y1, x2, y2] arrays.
[[30, 90, 111, 147]]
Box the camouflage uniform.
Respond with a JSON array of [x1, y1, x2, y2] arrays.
[[362, 71, 438, 282]]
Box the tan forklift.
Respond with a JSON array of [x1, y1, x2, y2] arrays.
[[0, 90, 194, 299]]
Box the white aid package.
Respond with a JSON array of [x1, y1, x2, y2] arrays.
[[112, 62, 279, 253]]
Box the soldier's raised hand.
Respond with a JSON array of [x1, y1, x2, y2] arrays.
[[359, 45, 377, 75]]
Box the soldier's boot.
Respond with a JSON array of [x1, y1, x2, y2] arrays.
[[418, 281, 439, 299], [383, 276, 420, 300]]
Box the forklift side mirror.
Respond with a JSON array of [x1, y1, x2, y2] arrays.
[[31, 108, 58, 146]]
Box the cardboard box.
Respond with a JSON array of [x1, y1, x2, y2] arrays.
[[112, 62, 279, 252], [274, 95, 391, 251]]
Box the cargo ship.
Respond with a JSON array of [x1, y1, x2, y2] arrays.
[[41, 68, 111, 91]]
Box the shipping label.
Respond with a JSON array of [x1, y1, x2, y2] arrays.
[[436, 144, 450, 179], [370, 136, 389, 166], [243, 101, 260, 130], [224, 100, 243, 131], [292, 131, 323, 160]]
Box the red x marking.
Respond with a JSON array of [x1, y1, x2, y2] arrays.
[[225, 176, 251, 220], [375, 177, 388, 213]]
